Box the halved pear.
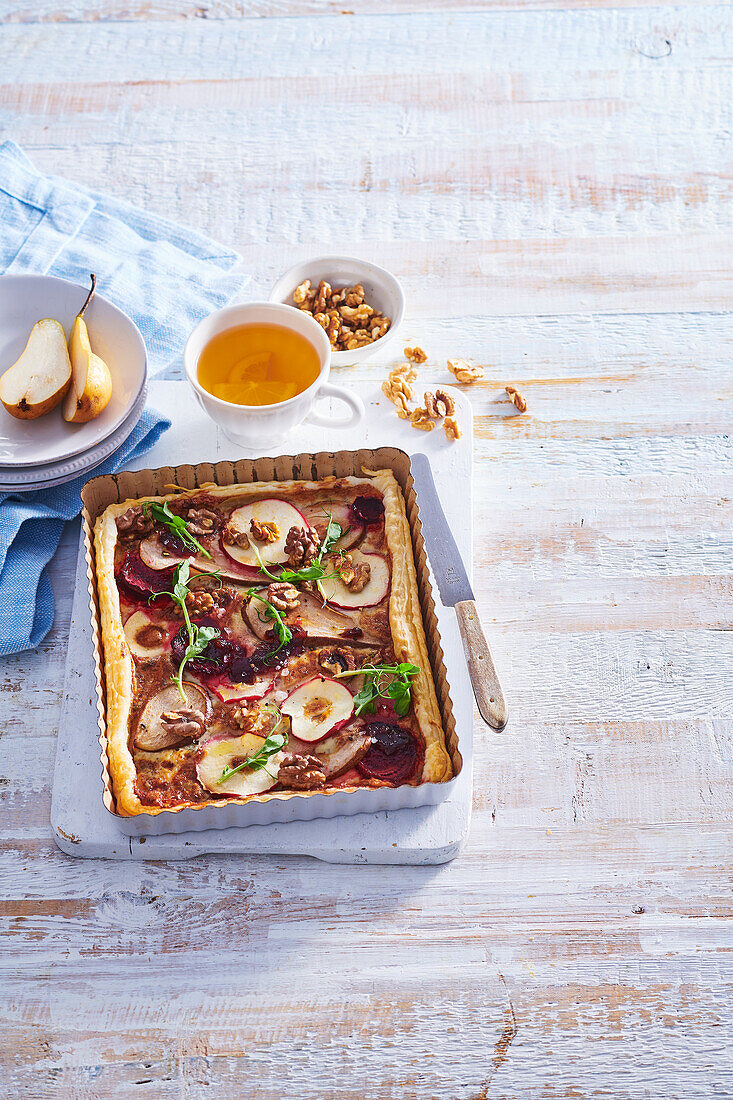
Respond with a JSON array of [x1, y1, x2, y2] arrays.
[[0, 318, 72, 420], [63, 275, 113, 424]]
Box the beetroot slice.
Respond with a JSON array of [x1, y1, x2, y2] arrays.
[[171, 624, 306, 682], [356, 722, 420, 784], [351, 495, 384, 526], [117, 553, 176, 599]]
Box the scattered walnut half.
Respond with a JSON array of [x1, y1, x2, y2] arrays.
[[285, 525, 319, 567], [250, 518, 279, 543], [185, 507, 219, 536], [160, 709, 207, 741], [278, 752, 327, 791], [185, 590, 215, 614], [382, 376, 413, 420], [223, 521, 249, 549], [392, 362, 417, 382], [229, 704, 277, 733], [505, 385, 527, 413], [319, 649, 354, 676], [266, 581, 300, 611], [116, 507, 154, 543], [409, 407, 435, 432], [339, 554, 371, 592], [444, 416, 461, 441], [447, 358, 484, 384], [424, 389, 455, 419], [382, 364, 418, 419], [404, 346, 427, 364]]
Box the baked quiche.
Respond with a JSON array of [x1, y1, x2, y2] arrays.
[[93, 470, 452, 817]]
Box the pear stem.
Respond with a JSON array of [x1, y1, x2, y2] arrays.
[[78, 274, 96, 319]]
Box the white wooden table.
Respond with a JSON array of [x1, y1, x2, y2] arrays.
[[1, 4, 731, 1097]]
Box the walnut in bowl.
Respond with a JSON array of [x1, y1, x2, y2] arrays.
[[270, 256, 405, 365]]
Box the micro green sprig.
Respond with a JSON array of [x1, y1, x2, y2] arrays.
[[335, 662, 420, 717], [151, 560, 220, 701], [246, 587, 292, 654], [218, 707, 288, 784], [142, 500, 212, 559]]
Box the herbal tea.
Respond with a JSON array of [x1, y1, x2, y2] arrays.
[[197, 322, 321, 406]]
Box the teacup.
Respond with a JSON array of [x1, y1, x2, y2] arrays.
[[184, 301, 365, 449]]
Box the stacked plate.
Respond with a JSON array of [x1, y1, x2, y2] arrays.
[[0, 275, 148, 493]]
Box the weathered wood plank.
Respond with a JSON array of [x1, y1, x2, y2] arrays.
[[2, 8, 731, 85], [0, 0, 722, 24]]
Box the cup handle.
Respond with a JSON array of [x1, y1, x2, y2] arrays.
[[306, 382, 365, 430]]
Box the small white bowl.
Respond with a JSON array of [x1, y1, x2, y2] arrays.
[[270, 256, 405, 365]]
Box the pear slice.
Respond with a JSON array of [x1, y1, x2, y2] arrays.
[[0, 318, 72, 420], [63, 274, 113, 424]]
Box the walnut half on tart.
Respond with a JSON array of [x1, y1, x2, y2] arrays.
[[93, 471, 452, 817]]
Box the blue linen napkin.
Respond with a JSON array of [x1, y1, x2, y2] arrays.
[[0, 411, 170, 656], [0, 141, 248, 655]]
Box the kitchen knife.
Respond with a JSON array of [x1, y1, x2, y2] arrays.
[[410, 452, 508, 730]]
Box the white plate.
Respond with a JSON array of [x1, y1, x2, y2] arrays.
[[0, 384, 148, 492], [0, 275, 147, 467], [270, 256, 405, 365]]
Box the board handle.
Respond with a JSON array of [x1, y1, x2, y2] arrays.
[[455, 600, 508, 730]]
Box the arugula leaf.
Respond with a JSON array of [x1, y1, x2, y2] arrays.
[[143, 500, 212, 559], [338, 662, 420, 717], [218, 727, 288, 784]]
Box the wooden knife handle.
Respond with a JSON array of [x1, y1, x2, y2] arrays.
[[455, 600, 508, 730]]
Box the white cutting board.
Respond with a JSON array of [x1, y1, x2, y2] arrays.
[[51, 379, 475, 863]]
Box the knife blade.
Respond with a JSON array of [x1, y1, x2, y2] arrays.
[[410, 453, 508, 730]]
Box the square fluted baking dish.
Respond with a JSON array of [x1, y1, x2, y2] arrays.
[[81, 447, 462, 836]]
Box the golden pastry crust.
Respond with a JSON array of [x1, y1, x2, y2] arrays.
[[94, 472, 452, 817], [368, 471, 452, 783]]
